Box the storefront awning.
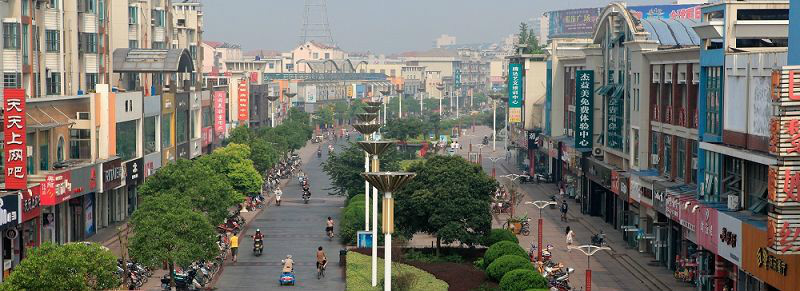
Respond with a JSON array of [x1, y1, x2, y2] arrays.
[[611, 84, 625, 98], [596, 84, 614, 96]]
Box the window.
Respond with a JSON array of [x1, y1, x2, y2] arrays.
[[191, 111, 199, 139], [86, 73, 98, 92], [39, 130, 50, 171], [128, 6, 137, 24], [161, 114, 172, 148], [81, 33, 97, 53], [705, 67, 723, 136], [313, 52, 319, 59], [69, 129, 91, 160], [144, 116, 157, 154], [152, 41, 165, 49], [703, 151, 721, 201], [189, 45, 197, 60], [153, 10, 166, 27], [48, 0, 59, 9], [47, 72, 61, 95], [176, 110, 188, 143], [632, 128, 639, 167], [202, 107, 212, 128], [390, 69, 396, 77], [664, 135, 671, 177], [116, 120, 137, 161], [86, 0, 96, 13], [22, 0, 29, 17], [690, 140, 698, 184], [268, 63, 275, 69], [45, 30, 60, 52], [57, 136, 64, 162], [21, 24, 28, 64], [128, 40, 138, 48], [4, 73, 20, 89], [4, 23, 20, 49], [651, 131, 659, 168], [324, 53, 330, 59], [676, 137, 685, 180]]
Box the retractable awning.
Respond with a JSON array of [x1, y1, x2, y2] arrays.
[[596, 84, 614, 96]]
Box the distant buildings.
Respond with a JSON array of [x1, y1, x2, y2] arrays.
[[434, 34, 457, 48]]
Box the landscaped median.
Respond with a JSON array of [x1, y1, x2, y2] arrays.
[[346, 252, 448, 291]]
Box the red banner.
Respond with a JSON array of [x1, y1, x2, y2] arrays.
[[40, 172, 72, 206], [4, 88, 27, 189], [238, 80, 249, 123], [22, 185, 41, 222], [214, 91, 226, 139], [250, 72, 259, 83]]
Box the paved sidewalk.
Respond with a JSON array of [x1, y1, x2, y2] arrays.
[[457, 126, 694, 291]]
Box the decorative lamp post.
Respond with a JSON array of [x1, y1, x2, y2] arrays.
[[353, 123, 381, 232], [283, 90, 297, 125], [436, 83, 445, 116], [524, 201, 558, 262], [396, 86, 404, 119], [363, 105, 381, 114], [266, 95, 279, 128], [489, 92, 502, 152], [499, 173, 530, 219], [417, 88, 425, 115], [488, 156, 502, 178], [361, 171, 416, 291], [380, 89, 391, 124], [355, 113, 378, 124], [476, 144, 486, 164], [568, 245, 611, 291], [356, 140, 396, 287]]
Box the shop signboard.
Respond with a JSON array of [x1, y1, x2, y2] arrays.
[[124, 157, 144, 186], [305, 85, 317, 104], [40, 171, 72, 206], [629, 179, 642, 204], [527, 130, 539, 150], [4, 88, 27, 189], [213, 91, 226, 140], [508, 63, 523, 123], [717, 211, 742, 266], [84, 192, 95, 237], [665, 194, 682, 222], [547, 8, 602, 38], [696, 205, 719, 253], [653, 187, 667, 215], [238, 80, 249, 123], [202, 127, 213, 146], [742, 222, 800, 290], [679, 196, 699, 233], [575, 70, 593, 149], [627, 4, 702, 20], [21, 186, 41, 222], [0, 194, 20, 230], [101, 159, 123, 192]]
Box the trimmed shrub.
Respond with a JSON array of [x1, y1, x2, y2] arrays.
[[483, 228, 519, 246], [473, 258, 486, 270], [483, 241, 527, 266], [499, 269, 548, 291], [339, 201, 365, 245], [486, 255, 535, 281]]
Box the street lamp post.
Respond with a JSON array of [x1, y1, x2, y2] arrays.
[[417, 88, 425, 116], [266, 95, 279, 128], [476, 144, 486, 164], [489, 93, 502, 152], [380, 89, 391, 124], [488, 156, 502, 178], [568, 245, 611, 291], [499, 173, 530, 219], [362, 172, 416, 291], [354, 113, 379, 230], [436, 83, 445, 117], [396, 87, 404, 119], [356, 140, 395, 287], [283, 90, 297, 126], [524, 201, 557, 262]]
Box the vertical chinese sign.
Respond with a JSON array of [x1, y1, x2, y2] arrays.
[[4, 89, 26, 189], [213, 91, 226, 140], [575, 70, 594, 149], [238, 80, 249, 124], [508, 63, 523, 123], [767, 67, 800, 254]]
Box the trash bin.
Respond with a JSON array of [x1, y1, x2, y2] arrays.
[[339, 249, 348, 266]]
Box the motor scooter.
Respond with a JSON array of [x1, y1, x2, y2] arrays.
[[253, 239, 264, 256], [275, 193, 282, 206]]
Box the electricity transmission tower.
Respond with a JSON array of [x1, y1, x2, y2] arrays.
[[300, 0, 335, 45]]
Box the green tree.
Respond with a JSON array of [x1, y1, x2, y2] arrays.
[[384, 118, 427, 141], [323, 143, 402, 198], [395, 155, 497, 253], [0, 242, 120, 291], [200, 143, 263, 197], [129, 193, 218, 289], [226, 125, 253, 146], [250, 138, 280, 173], [518, 22, 529, 46], [138, 159, 241, 224]]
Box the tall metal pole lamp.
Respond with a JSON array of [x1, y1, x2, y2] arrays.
[[436, 83, 445, 117], [395, 86, 404, 119], [366, 100, 384, 125], [353, 112, 379, 229], [489, 92, 502, 152], [282, 90, 297, 127], [362, 171, 416, 291], [417, 87, 425, 116], [266, 94, 279, 128], [354, 103, 383, 287], [568, 245, 611, 291], [379, 89, 391, 124]]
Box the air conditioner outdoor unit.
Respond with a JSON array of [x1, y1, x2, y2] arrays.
[[727, 195, 740, 211], [692, 158, 698, 169], [592, 147, 603, 157], [651, 154, 659, 164]]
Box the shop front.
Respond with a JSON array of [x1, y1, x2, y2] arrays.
[[672, 194, 701, 286], [611, 171, 629, 232], [651, 182, 670, 265], [717, 211, 743, 291], [162, 92, 176, 164], [124, 157, 143, 216], [741, 221, 800, 291], [560, 142, 587, 202], [19, 186, 40, 260], [584, 158, 613, 221], [97, 158, 123, 233], [0, 193, 20, 281], [41, 163, 98, 243], [176, 92, 191, 160], [696, 203, 722, 291]]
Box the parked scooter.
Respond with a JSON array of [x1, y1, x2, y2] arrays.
[[591, 231, 607, 247]]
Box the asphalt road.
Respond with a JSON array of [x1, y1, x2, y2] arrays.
[[214, 139, 347, 291]]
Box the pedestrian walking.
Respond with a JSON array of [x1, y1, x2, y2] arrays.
[[560, 200, 568, 222], [230, 232, 240, 262], [565, 226, 575, 247]]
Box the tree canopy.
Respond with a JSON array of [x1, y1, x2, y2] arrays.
[[395, 155, 497, 249], [0, 242, 120, 291], [198, 143, 263, 197]]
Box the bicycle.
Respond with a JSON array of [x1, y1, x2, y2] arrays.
[[317, 261, 327, 279]]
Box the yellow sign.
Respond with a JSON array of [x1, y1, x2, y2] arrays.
[[346, 85, 354, 98], [509, 108, 522, 123]]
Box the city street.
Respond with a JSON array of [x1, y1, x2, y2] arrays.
[[213, 140, 347, 291]]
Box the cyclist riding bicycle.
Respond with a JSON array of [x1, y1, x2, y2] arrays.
[[316, 246, 327, 279], [325, 217, 335, 239]]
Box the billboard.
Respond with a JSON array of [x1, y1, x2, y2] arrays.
[[237, 80, 249, 123], [547, 4, 702, 39], [4, 89, 27, 189], [213, 91, 226, 140], [508, 63, 523, 123], [306, 85, 317, 103], [575, 70, 594, 149]]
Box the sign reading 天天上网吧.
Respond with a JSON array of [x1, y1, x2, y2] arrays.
[[238, 80, 249, 123], [508, 63, 523, 123], [575, 70, 593, 149], [4, 89, 26, 190]]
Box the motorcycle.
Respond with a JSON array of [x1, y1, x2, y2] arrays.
[[275, 193, 282, 206], [253, 239, 264, 256], [317, 150, 322, 158], [591, 231, 606, 247], [302, 191, 310, 204], [550, 195, 558, 209]]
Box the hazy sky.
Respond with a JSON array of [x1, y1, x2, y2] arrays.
[[201, 0, 668, 54]]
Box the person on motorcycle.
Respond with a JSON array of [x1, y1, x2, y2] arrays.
[[282, 255, 294, 273], [252, 229, 264, 241], [275, 188, 283, 206]]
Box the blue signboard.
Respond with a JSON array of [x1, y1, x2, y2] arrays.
[[455, 69, 462, 88], [547, 4, 702, 39], [508, 63, 523, 123], [575, 70, 594, 149], [356, 85, 365, 98], [357, 231, 373, 248]]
